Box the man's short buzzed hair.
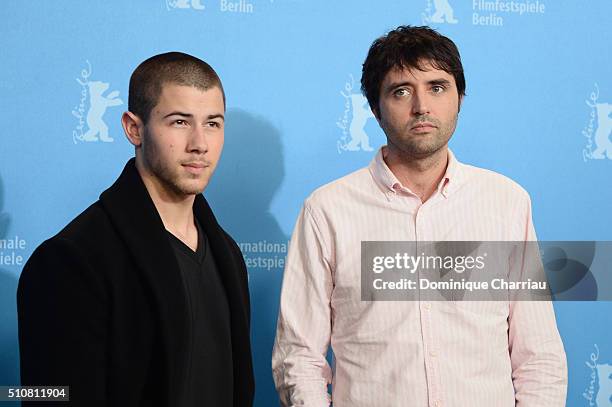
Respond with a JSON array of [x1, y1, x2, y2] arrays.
[[361, 25, 465, 116], [128, 52, 225, 124]]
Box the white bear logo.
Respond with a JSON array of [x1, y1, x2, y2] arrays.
[[72, 61, 123, 144], [596, 363, 612, 407], [337, 75, 375, 153], [589, 102, 612, 160], [166, 0, 205, 10], [583, 84, 612, 161], [345, 94, 374, 151], [426, 0, 458, 24], [80, 81, 123, 143]]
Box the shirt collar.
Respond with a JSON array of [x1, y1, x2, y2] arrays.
[[368, 146, 464, 199]]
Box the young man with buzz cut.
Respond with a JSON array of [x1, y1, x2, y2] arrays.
[[18, 52, 254, 406], [272, 26, 567, 406]]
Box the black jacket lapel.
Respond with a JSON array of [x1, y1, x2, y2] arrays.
[[99, 159, 189, 405]]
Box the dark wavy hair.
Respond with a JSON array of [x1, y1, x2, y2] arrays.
[[128, 52, 225, 124], [361, 25, 465, 116]]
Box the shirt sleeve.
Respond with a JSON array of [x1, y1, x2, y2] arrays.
[[272, 203, 334, 407], [508, 192, 568, 406]]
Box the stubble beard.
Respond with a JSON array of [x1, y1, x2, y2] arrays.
[[384, 114, 458, 159], [142, 130, 208, 197]]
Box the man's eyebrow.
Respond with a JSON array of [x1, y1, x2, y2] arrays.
[[428, 79, 452, 86], [207, 113, 224, 121], [163, 111, 193, 119], [385, 78, 452, 92], [162, 112, 225, 121]]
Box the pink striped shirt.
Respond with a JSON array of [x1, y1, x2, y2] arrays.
[[272, 147, 567, 407]]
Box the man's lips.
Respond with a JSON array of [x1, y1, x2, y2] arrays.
[[182, 161, 209, 168], [411, 122, 437, 130], [182, 162, 209, 174]]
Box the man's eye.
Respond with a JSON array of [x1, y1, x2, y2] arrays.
[[432, 85, 445, 93], [173, 119, 187, 126], [394, 88, 410, 97], [207, 121, 220, 128]]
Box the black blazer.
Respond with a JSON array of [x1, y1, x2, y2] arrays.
[[17, 159, 254, 406]]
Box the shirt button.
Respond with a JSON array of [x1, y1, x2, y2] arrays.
[[429, 350, 437, 357], [434, 401, 442, 407], [423, 302, 431, 310]]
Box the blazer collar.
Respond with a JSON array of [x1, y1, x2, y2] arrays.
[[99, 158, 189, 404]]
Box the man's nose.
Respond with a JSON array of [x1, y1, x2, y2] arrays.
[[412, 90, 430, 115], [188, 125, 209, 153]]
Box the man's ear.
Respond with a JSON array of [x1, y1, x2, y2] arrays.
[[458, 94, 464, 113], [121, 111, 144, 147]]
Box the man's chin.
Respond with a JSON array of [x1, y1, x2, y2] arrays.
[[180, 185, 207, 196], [392, 142, 445, 158], [171, 179, 208, 196]]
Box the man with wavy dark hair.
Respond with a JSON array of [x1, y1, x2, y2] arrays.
[[18, 52, 254, 406], [273, 26, 566, 406]]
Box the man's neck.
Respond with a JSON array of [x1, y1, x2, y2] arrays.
[[383, 145, 449, 202], [136, 163, 198, 250]]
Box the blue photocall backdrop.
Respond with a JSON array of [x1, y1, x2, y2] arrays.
[[1, 1, 611, 406]]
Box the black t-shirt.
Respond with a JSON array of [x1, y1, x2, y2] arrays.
[[167, 221, 233, 407]]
